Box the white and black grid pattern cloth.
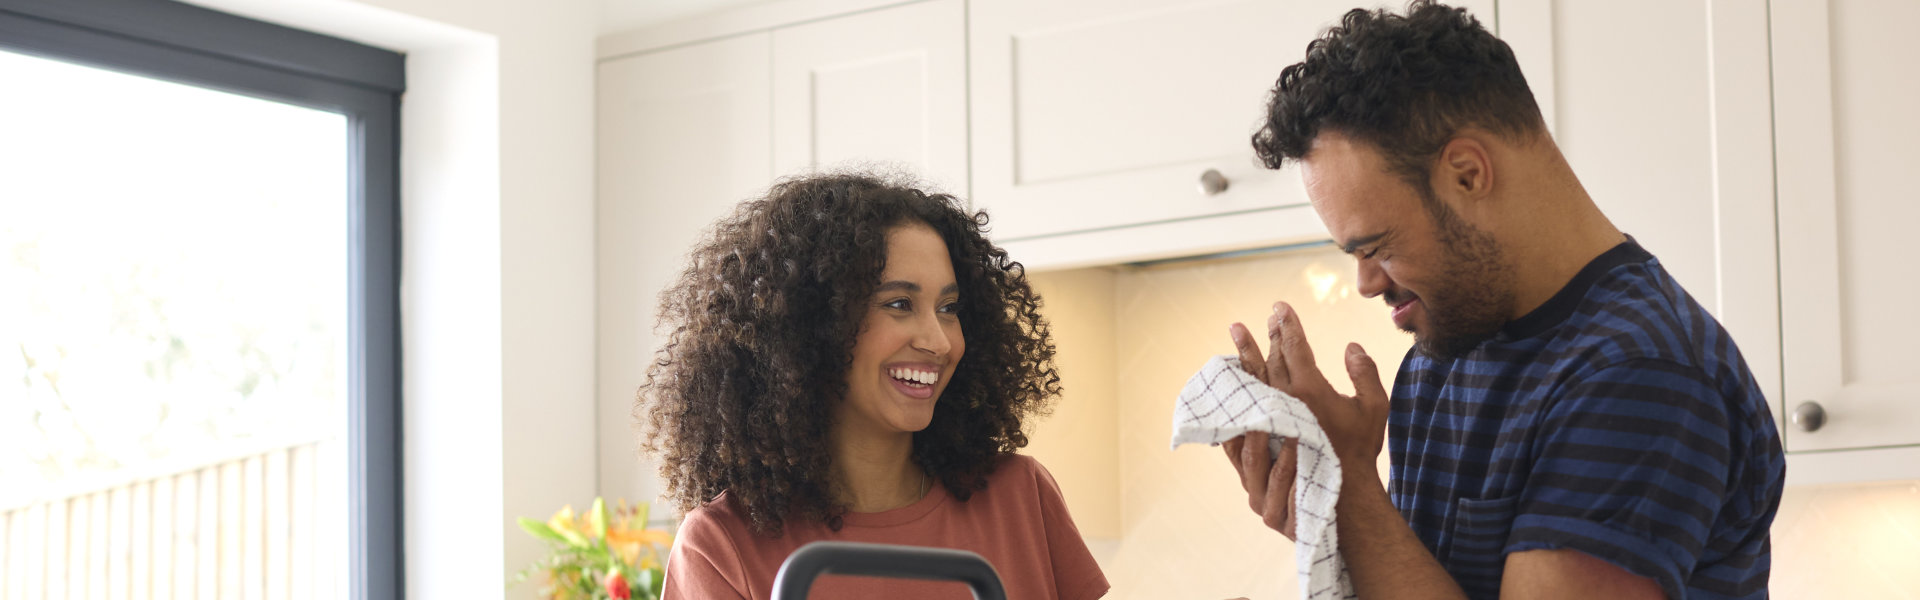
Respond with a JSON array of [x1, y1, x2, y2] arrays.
[[1170, 355, 1356, 600]]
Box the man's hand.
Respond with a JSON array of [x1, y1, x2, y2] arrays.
[[1222, 432, 1299, 539], [1222, 301, 1393, 538], [1236, 301, 1390, 469]]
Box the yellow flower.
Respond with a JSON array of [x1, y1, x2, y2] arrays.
[[547, 505, 579, 539]]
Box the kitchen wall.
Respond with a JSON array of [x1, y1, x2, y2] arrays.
[[1025, 244, 1920, 600], [181, 1, 601, 596]]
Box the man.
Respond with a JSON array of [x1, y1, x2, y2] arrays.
[[1220, 2, 1784, 598]]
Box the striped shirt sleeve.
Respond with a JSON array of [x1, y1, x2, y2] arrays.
[[1506, 358, 1732, 599]]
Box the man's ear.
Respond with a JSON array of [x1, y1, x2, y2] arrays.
[[1435, 135, 1494, 201]]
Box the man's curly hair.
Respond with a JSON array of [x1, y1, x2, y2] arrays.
[[1252, 0, 1545, 190], [635, 171, 1061, 537]]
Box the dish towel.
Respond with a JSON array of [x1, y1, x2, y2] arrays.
[[1170, 355, 1356, 600]]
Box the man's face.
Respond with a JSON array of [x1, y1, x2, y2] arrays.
[[1299, 132, 1514, 360]]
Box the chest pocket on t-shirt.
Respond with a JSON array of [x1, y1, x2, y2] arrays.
[[1445, 495, 1518, 596]]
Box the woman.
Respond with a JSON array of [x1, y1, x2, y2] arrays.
[[636, 172, 1108, 599]]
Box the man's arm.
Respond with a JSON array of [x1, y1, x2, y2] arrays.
[[1225, 302, 1665, 600]]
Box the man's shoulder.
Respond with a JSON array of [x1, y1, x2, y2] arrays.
[[1550, 257, 1741, 373]]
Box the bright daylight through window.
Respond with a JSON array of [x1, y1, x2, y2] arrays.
[[0, 47, 350, 595]]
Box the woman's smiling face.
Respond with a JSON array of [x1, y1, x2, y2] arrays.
[[837, 222, 966, 436]]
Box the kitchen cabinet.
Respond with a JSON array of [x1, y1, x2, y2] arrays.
[[968, 0, 1492, 269], [772, 0, 968, 195], [595, 33, 773, 501], [1770, 0, 1920, 457]]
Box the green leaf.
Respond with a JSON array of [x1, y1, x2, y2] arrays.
[[519, 517, 569, 545], [635, 501, 650, 531], [637, 568, 664, 600], [590, 497, 610, 540]]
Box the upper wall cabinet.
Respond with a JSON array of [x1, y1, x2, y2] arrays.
[[1771, 0, 1920, 455], [772, 0, 967, 195], [969, 0, 1492, 268], [595, 33, 773, 503]]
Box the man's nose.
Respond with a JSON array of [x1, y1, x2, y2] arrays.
[[1355, 258, 1390, 299]]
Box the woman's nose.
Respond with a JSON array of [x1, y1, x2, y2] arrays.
[[913, 312, 953, 356]]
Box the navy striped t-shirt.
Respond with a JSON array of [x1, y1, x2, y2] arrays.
[[1388, 240, 1784, 599]]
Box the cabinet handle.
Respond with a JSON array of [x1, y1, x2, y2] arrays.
[[1791, 401, 1826, 433], [1199, 168, 1230, 196]]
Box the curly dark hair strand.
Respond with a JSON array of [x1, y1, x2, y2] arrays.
[[1252, 0, 1546, 195]]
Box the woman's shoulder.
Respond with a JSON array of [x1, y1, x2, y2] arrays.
[[675, 492, 753, 546], [988, 452, 1044, 476], [978, 453, 1066, 496]]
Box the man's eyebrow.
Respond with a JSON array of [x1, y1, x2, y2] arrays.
[[1339, 231, 1389, 254]]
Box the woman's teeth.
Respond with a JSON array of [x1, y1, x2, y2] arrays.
[[888, 367, 938, 385]]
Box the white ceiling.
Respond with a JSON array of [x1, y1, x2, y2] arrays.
[[600, 0, 781, 34]]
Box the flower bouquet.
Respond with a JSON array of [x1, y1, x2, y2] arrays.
[[513, 497, 675, 600]]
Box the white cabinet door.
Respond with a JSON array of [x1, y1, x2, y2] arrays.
[[1771, 0, 1920, 453], [595, 34, 773, 502], [1502, 0, 1784, 426], [969, 0, 1492, 265], [772, 0, 967, 195]]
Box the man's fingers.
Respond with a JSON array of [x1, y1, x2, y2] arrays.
[[1261, 457, 1289, 532], [1278, 439, 1300, 540], [1229, 323, 1268, 384], [1239, 431, 1273, 513], [1261, 437, 1294, 533], [1223, 434, 1246, 482], [1346, 342, 1389, 402], [1264, 306, 1290, 388], [1272, 303, 1328, 389]]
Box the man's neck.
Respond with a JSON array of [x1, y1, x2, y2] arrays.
[[1498, 152, 1626, 321]]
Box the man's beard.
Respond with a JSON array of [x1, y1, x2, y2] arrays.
[[1402, 187, 1516, 361]]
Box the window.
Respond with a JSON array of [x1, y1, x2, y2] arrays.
[[0, 1, 402, 597]]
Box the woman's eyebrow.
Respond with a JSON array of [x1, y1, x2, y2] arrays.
[[875, 281, 959, 295]]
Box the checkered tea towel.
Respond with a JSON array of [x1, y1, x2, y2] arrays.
[[1170, 355, 1356, 600]]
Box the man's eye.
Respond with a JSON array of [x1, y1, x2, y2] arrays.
[[1360, 248, 1380, 260]]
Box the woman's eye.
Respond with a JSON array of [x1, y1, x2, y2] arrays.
[[882, 298, 911, 311], [938, 301, 961, 315]]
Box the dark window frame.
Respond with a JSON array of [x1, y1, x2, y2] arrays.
[[0, 1, 404, 598]]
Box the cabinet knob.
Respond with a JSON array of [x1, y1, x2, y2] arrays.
[[1791, 401, 1826, 432], [1198, 168, 1230, 196]]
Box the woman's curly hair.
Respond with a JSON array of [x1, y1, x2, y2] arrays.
[[1252, 0, 1544, 189], [635, 170, 1061, 537]]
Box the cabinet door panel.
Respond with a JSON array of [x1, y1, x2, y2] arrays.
[[1553, 0, 1717, 306], [972, 0, 1493, 246], [773, 0, 967, 195], [974, 0, 1330, 241], [595, 34, 773, 501], [1773, 0, 1920, 451]]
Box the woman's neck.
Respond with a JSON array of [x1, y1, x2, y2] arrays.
[[828, 425, 927, 513]]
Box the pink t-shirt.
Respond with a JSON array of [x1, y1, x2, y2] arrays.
[[662, 454, 1108, 600]]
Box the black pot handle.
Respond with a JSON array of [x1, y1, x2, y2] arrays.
[[769, 541, 1008, 600]]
